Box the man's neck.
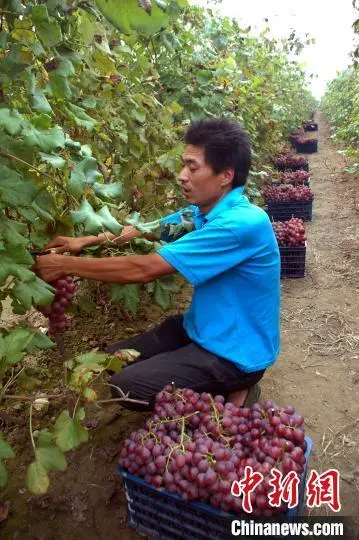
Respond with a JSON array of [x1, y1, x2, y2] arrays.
[[198, 188, 232, 215]]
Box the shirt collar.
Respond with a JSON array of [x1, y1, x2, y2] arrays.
[[196, 186, 245, 223]]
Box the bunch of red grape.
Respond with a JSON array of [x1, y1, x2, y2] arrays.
[[262, 185, 313, 202], [280, 171, 310, 185], [40, 276, 76, 336], [273, 152, 308, 168], [119, 386, 307, 516], [272, 218, 306, 246]]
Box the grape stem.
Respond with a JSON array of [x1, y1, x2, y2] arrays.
[[29, 403, 36, 452]]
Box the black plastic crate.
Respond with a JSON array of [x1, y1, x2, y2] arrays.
[[265, 200, 313, 221], [295, 140, 318, 154], [274, 162, 309, 172], [280, 244, 306, 278], [117, 438, 312, 540], [303, 122, 318, 132]]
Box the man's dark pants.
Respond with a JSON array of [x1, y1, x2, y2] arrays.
[[108, 314, 265, 411]]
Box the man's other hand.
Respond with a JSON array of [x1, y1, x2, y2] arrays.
[[44, 236, 90, 254]]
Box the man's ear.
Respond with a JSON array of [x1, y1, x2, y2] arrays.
[[221, 167, 235, 188]]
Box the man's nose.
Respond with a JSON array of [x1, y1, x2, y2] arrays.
[[178, 167, 189, 183]]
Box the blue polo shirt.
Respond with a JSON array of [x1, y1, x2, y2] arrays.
[[157, 187, 280, 373]]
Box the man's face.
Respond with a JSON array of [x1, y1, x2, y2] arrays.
[[178, 145, 233, 210]]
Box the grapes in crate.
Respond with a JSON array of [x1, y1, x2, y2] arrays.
[[272, 218, 306, 247], [40, 276, 76, 336], [262, 185, 313, 202], [119, 386, 308, 517]]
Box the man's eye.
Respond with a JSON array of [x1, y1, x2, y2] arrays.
[[189, 167, 197, 172]]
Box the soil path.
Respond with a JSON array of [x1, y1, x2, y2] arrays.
[[2, 113, 359, 539]]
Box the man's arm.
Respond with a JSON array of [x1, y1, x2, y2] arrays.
[[35, 253, 176, 284]]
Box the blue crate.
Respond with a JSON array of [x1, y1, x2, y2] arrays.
[[280, 244, 306, 279], [296, 140, 318, 154], [265, 200, 313, 221], [303, 122, 318, 132], [117, 437, 313, 540]]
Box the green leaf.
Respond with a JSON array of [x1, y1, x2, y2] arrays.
[[0, 108, 24, 136], [153, 280, 172, 309], [32, 5, 62, 48], [37, 429, 53, 447], [0, 31, 8, 49], [0, 435, 15, 460], [78, 12, 96, 45], [96, 206, 123, 234], [95, 0, 169, 35], [25, 331, 55, 354], [68, 157, 101, 197], [36, 446, 67, 472], [109, 284, 140, 315], [70, 199, 122, 235], [0, 165, 39, 207], [47, 72, 73, 99], [75, 350, 109, 366], [26, 460, 49, 494], [0, 328, 35, 366], [53, 409, 88, 453], [39, 152, 66, 169], [64, 103, 97, 131], [55, 57, 75, 77], [0, 461, 8, 487], [77, 293, 96, 313], [93, 182, 123, 199], [23, 125, 65, 153], [131, 109, 146, 123], [12, 277, 55, 310]]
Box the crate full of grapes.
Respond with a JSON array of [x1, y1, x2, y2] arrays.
[[273, 218, 307, 278], [295, 137, 318, 154], [273, 151, 309, 172], [263, 185, 313, 222], [117, 386, 313, 539]]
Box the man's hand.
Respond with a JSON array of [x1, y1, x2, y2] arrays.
[[35, 254, 69, 283], [44, 236, 91, 254]]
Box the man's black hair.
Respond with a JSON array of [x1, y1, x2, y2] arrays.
[[184, 118, 251, 187]]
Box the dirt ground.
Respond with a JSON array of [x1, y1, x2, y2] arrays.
[[1, 113, 359, 539]]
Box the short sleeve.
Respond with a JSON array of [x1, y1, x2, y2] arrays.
[[157, 221, 260, 286]]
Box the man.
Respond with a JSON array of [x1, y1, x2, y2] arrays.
[[35, 118, 280, 410]]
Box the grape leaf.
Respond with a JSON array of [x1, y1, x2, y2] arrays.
[[71, 201, 123, 235], [0, 435, 15, 460], [36, 446, 67, 472], [74, 351, 109, 366], [0, 461, 8, 487], [77, 293, 96, 313], [32, 5, 62, 48], [25, 330, 55, 354], [68, 157, 102, 197], [12, 277, 55, 310], [0, 328, 35, 368], [109, 284, 140, 315], [95, 0, 169, 35], [93, 182, 123, 199], [0, 108, 25, 136], [26, 461, 49, 494], [53, 409, 88, 453], [23, 125, 65, 153], [64, 103, 97, 132], [0, 166, 39, 207], [39, 152, 66, 169]]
